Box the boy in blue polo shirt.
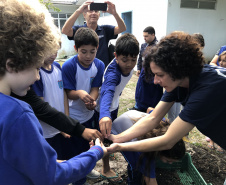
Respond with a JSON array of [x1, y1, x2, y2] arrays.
[[95, 33, 139, 182], [62, 27, 105, 185]]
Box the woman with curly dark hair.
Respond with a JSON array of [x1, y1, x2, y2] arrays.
[[107, 31, 226, 155]]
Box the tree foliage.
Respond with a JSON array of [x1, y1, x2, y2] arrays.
[[39, 0, 61, 12]]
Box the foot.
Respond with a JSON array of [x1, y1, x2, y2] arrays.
[[87, 169, 100, 179], [216, 146, 224, 154], [207, 143, 215, 150], [101, 169, 122, 183], [205, 137, 211, 142]]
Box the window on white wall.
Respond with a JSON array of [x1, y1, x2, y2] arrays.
[[100, 12, 111, 17], [51, 13, 72, 30], [180, 0, 217, 10]]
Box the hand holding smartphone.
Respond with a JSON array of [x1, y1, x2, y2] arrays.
[[89, 2, 107, 11]]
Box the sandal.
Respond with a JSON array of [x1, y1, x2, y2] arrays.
[[207, 143, 215, 150], [100, 173, 123, 184], [109, 153, 117, 160]]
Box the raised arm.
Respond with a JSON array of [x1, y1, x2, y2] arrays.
[[105, 1, 126, 35], [62, 1, 92, 37], [209, 55, 219, 66]]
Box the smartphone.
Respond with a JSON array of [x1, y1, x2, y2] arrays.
[[89, 3, 107, 11]]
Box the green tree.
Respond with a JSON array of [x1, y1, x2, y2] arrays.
[[39, 0, 61, 12]]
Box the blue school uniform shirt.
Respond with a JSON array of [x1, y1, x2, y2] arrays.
[[67, 24, 117, 67], [161, 64, 226, 149], [96, 59, 133, 121], [0, 93, 104, 185], [32, 62, 64, 138], [62, 55, 105, 123]]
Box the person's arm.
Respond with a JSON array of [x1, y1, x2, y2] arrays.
[[4, 110, 106, 184], [144, 177, 157, 185], [85, 87, 99, 110], [105, 1, 126, 35], [209, 55, 219, 66], [107, 116, 194, 153], [109, 101, 173, 143], [11, 89, 85, 137], [64, 90, 69, 116], [99, 67, 120, 137], [61, 1, 92, 37], [66, 89, 94, 103]]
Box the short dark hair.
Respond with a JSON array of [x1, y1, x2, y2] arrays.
[[143, 26, 155, 35], [115, 33, 139, 57], [74, 27, 99, 49], [144, 31, 205, 81], [192, 33, 205, 48]]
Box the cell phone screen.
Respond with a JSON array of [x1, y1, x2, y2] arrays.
[[89, 3, 107, 11]]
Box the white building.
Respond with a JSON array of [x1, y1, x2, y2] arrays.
[[50, 0, 226, 62]]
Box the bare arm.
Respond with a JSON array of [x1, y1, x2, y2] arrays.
[[209, 55, 219, 66], [66, 89, 94, 102], [105, 1, 126, 35], [89, 87, 99, 100], [107, 116, 194, 153], [109, 101, 173, 143], [64, 90, 69, 116], [61, 1, 93, 36]]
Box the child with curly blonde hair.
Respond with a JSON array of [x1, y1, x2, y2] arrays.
[[0, 0, 106, 184]]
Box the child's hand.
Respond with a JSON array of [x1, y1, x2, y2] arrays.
[[99, 117, 112, 138], [82, 128, 104, 141], [90, 138, 107, 157], [78, 90, 94, 104], [85, 100, 96, 110], [61, 132, 71, 138]]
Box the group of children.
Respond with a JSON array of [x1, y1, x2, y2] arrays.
[[32, 21, 141, 184], [1, 1, 225, 185], [0, 0, 106, 185]]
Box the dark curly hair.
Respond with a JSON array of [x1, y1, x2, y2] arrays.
[[192, 33, 205, 48], [144, 31, 205, 81], [0, 0, 60, 76]]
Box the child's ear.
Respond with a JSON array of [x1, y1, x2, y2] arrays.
[[114, 52, 118, 63], [74, 45, 78, 52], [6, 59, 14, 73], [114, 52, 117, 59]]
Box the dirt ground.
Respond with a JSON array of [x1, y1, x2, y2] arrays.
[[88, 73, 226, 185]]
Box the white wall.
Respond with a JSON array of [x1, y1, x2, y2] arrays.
[[98, 0, 168, 48], [50, 4, 85, 58], [167, 0, 226, 62]]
